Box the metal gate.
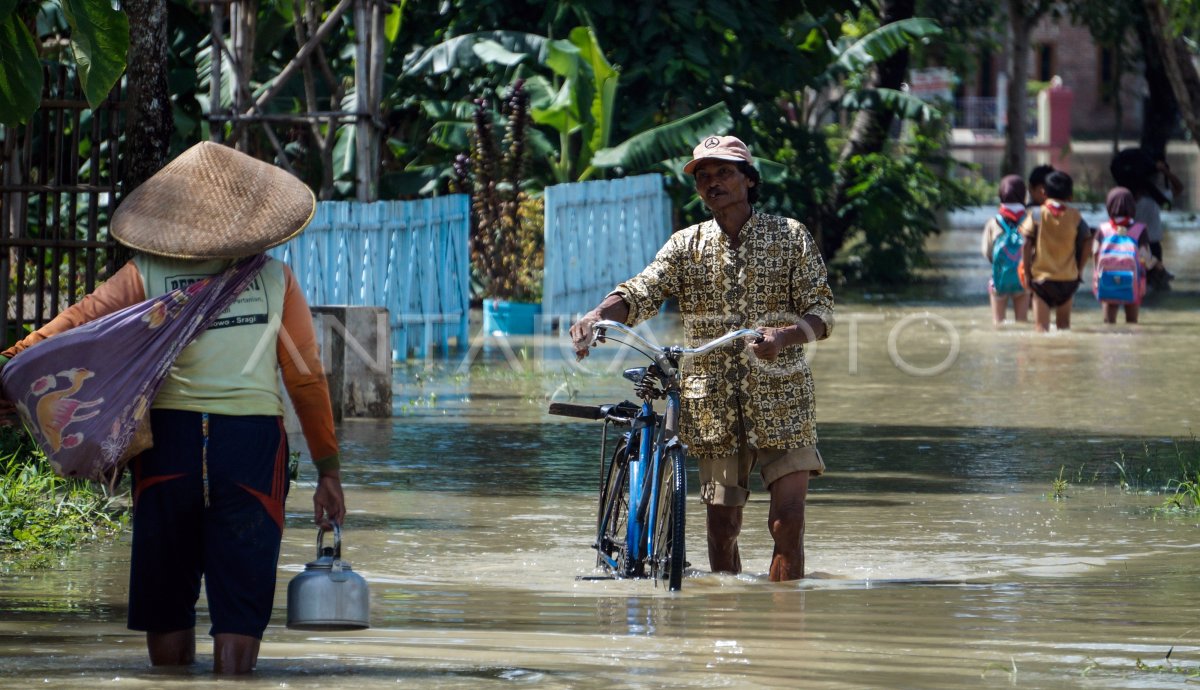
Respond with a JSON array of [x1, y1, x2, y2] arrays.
[[0, 64, 124, 346]]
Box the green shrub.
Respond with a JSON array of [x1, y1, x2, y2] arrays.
[[831, 128, 976, 284], [0, 426, 127, 571]]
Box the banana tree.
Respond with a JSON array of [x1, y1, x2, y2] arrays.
[[0, 0, 128, 126], [400, 26, 738, 188]]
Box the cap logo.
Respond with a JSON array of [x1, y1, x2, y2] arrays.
[[704, 137, 720, 149]]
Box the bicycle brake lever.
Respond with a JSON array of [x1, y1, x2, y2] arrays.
[[590, 326, 607, 347]]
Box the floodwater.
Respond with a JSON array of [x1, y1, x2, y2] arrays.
[[3, 220, 1200, 688]]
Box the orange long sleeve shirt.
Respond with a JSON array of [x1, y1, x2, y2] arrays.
[[1, 258, 339, 471]]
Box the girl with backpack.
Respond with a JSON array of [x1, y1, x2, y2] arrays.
[[980, 175, 1030, 324], [1093, 187, 1154, 324]]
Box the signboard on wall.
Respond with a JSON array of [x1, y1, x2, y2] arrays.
[[907, 67, 956, 103]]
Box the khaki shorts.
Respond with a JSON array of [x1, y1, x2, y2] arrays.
[[698, 446, 824, 507]]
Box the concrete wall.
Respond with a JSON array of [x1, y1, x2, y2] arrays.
[[1029, 19, 1142, 139]]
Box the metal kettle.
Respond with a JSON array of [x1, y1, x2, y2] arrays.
[[286, 524, 370, 630]]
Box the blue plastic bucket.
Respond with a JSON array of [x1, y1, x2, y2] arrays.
[[482, 299, 542, 336]]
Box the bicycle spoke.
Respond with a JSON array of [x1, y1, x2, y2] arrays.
[[596, 439, 632, 577]]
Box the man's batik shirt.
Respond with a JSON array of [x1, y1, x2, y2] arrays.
[[612, 212, 835, 459]]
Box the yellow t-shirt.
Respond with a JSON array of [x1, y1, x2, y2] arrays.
[[137, 255, 287, 416], [1020, 201, 1082, 282]]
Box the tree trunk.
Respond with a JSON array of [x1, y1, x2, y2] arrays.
[[1002, 0, 1032, 176], [1141, 0, 1200, 149], [1134, 6, 1178, 161], [121, 0, 173, 195], [1111, 43, 1122, 157], [814, 0, 914, 260]]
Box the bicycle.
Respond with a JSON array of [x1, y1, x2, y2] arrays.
[[548, 320, 762, 591]]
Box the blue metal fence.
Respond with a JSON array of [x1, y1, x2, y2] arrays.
[[269, 196, 470, 359], [542, 174, 672, 323]]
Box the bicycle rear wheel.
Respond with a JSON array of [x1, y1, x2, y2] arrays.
[[652, 446, 686, 591], [596, 437, 632, 576]]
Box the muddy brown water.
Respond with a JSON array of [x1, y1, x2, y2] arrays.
[[2, 219, 1200, 688]]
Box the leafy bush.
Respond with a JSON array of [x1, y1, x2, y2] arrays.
[[830, 126, 975, 284], [0, 426, 127, 571]]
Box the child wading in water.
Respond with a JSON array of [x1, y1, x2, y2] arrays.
[[1020, 171, 1092, 333], [1093, 187, 1154, 323], [981, 175, 1030, 324]]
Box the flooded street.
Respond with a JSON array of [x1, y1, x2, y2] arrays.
[[3, 219, 1200, 688]]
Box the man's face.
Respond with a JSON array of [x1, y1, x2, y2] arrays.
[[693, 160, 752, 214]]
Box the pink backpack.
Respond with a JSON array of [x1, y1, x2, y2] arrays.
[[1092, 221, 1146, 305]]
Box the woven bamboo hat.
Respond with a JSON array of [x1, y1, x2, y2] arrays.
[[111, 141, 316, 259]]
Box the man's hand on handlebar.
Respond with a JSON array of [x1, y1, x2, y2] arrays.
[[569, 312, 603, 360], [569, 295, 632, 361], [749, 327, 783, 361]]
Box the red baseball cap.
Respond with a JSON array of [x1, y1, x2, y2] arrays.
[[683, 135, 753, 174]]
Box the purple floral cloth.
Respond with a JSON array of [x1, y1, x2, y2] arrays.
[[1, 254, 268, 481]]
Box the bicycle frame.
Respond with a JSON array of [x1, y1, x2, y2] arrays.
[[601, 390, 681, 573], [588, 320, 761, 583]]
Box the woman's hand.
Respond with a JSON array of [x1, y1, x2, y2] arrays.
[[313, 472, 346, 529]]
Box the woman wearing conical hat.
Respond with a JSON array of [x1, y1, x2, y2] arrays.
[[0, 142, 345, 674]]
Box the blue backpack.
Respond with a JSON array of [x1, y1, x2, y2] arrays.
[[991, 214, 1025, 294]]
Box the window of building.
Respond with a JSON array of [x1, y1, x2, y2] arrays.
[[1098, 47, 1114, 103], [978, 49, 994, 98], [1035, 43, 1055, 82]]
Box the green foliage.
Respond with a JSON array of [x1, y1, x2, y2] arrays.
[[817, 17, 942, 86], [61, 0, 128, 109], [0, 426, 127, 571], [0, 10, 44, 126], [1154, 436, 1200, 514], [591, 102, 733, 172], [403, 27, 734, 187], [0, 0, 127, 126], [1051, 466, 1069, 499], [829, 124, 975, 284], [1163, 0, 1200, 38]]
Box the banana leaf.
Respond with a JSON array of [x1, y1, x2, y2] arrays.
[[589, 102, 734, 172]]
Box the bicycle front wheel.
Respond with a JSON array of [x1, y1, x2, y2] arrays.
[[596, 437, 632, 576], [652, 445, 687, 591]]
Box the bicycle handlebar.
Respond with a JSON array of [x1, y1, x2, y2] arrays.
[[590, 320, 763, 359]]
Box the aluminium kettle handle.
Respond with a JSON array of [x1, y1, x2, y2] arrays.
[[316, 522, 343, 559]]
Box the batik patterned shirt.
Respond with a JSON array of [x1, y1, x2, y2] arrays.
[[612, 212, 835, 459]]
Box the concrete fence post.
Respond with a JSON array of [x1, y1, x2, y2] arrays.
[[311, 305, 393, 420]]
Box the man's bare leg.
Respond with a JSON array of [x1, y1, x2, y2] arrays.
[[706, 504, 743, 574], [213, 633, 260, 675], [767, 471, 810, 582]]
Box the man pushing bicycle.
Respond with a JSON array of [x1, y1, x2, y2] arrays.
[[569, 134, 835, 582]]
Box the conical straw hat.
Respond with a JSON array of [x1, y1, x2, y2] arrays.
[[111, 141, 316, 259]]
